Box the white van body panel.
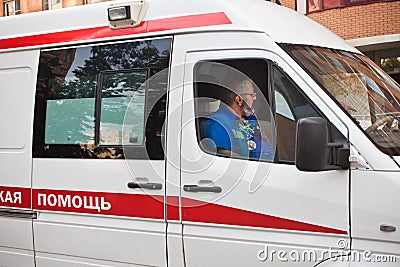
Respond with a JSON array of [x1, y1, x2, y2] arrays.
[[32, 158, 166, 266], [165, 35, 186, 267], [393, 156, 400, 166], [0, 49, 38, 267], [0, 0, 398, 266], [178, 32, 350, 266], [0, 0, 357, 53], [0, 50, 38, 187], [351, 170, 400, 256], [318, 257, 399, 267], [0, 218, 35, 266]]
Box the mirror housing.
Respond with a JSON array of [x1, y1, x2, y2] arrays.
[[295, 117, 329, 171], [295, 117, 350, 171]]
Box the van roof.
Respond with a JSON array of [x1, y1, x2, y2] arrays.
[[0, 0, 358, 52]]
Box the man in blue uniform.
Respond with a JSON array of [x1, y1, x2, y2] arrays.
[[201, 78, 273, 160]]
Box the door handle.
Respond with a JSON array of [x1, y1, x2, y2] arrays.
[[0, 208, 37, 219], [380, 224, 396, 232], [127, 182, 163, 190], [183, 185, 222, 193]]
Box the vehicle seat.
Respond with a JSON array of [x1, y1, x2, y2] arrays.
[[194, 74, 223, 150]]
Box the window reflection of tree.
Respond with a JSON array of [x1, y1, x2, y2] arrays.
[[34, 38, 171, 159]]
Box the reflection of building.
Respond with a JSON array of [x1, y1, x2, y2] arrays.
[[36, 49, 76, 99], [1, 0, 108, 16], [40, 49, 76, 83], [2, 0, 399, 83], [279, 0, 400, 83]]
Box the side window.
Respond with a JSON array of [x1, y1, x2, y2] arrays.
[[273, 66, 320, 162], [34, 38, 172, 159], [98, 70, 147, 146], [194, 59, 275, 161]]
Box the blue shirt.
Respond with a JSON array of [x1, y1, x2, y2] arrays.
[[245, 115, 274, 160], [201, 104, 249, 157], [201, 104, 273, 160]]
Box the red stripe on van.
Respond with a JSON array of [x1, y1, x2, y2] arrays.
[[182, 197, 348, 235], [146, 12, 232, 33], [0, 186, 31, 209], [166, 196, 180, 221], [32, 189, 164, 219], [0, 12, 231, 50], [1, 186, 346, 234]]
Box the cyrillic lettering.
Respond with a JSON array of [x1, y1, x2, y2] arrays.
[[35, 192, 111, 212], [100, 197, 111, 211], [58, 194, 71, 208], [83, 196, 101, 212], [37, 193, 47, 206], [4, 191, 12, 203], [47, 194, 57, 206], [72, 195, 82, 209], [13, 192, 22, 204]]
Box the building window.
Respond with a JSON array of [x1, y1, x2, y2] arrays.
[[307, 0, 322, 12], [382, 56, 400, 84], [85, 0, 105, 3], [42, 0, 62, 11], [307, 0, 342, 12], [306, 0, 394, 13], [4, 1, 21, 16]]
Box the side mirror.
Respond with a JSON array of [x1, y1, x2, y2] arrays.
[[295, 117, 350, 171], [295, 117, 329, 171]]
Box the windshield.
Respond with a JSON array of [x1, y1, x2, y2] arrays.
[[281, 44, 400, 156]]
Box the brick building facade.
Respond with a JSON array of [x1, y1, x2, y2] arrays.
[[1, 0, 399, 81], [1, 0, 105, 16], [307, 1, 399, 40], [279, 0, 400, 81]]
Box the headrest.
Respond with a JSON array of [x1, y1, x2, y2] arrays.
[[194, 74, 222, 101]]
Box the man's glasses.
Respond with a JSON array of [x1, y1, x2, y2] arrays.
[[241, 93, 257, 98]]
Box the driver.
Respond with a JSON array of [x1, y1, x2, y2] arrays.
[[201, 78, 273, 159]]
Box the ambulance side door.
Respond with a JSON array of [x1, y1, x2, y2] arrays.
[[0, 50, 38, 267], [179, 32, 350, 266], [31, 37, 171, 266]]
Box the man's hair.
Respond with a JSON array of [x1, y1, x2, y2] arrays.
[[220, 78, 252, 106]]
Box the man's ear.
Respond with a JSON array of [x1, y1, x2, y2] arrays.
[[235, 95, 243, 106]]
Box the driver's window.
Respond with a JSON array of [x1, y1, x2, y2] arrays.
[[275, 91, 295, 120], [194, 59, 275, 161], [273, 66, 321, 163]]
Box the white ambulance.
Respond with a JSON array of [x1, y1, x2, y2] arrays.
[[0, 0, 399, 266]]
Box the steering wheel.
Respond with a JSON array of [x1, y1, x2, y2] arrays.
[[365, 115, 395, 134]]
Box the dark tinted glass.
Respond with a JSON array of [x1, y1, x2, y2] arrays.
[[34, 38, 172, 159]]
